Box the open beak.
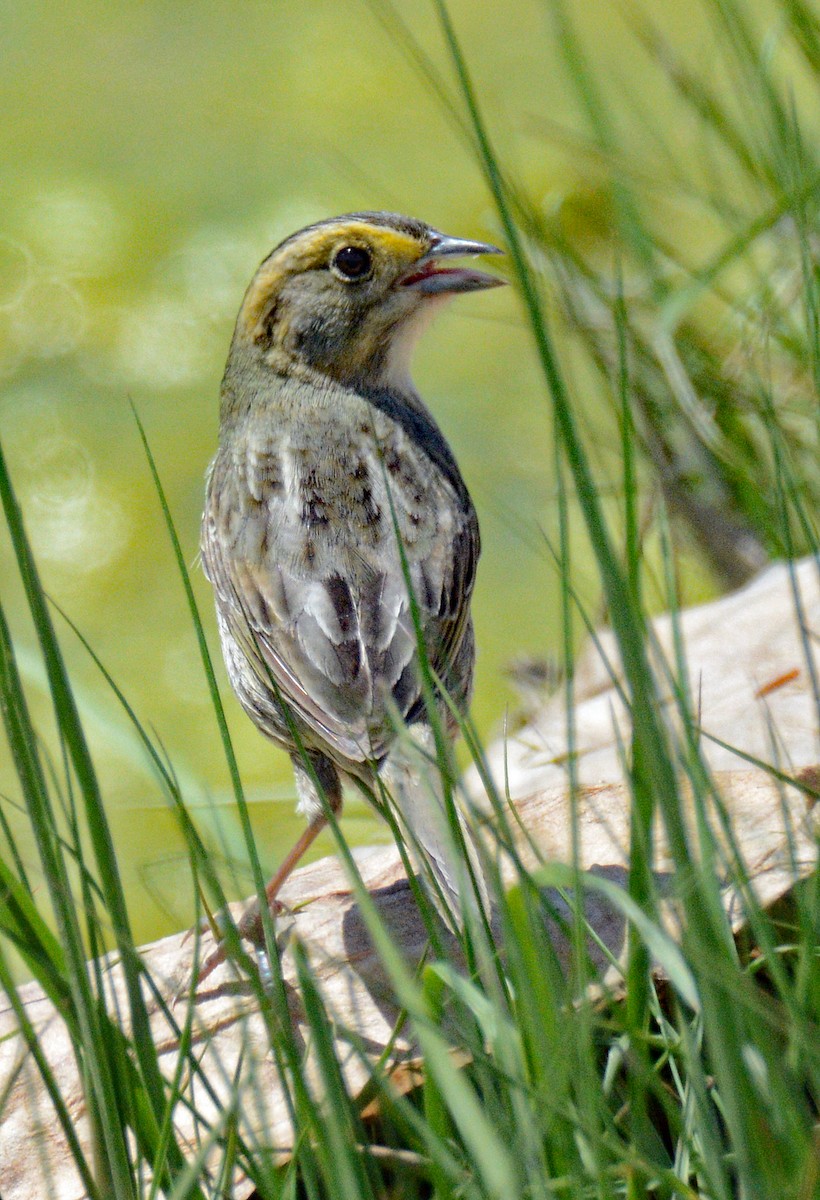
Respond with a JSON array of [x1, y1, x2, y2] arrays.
[[399, 232, 505, 295]]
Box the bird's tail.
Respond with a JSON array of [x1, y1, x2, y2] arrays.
[[379, 723, 493, 936]]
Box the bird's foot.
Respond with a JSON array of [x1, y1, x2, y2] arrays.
[[187, 896, 286, 991]]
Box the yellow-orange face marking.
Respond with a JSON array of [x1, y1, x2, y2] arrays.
[[238, 223, 429, 342]]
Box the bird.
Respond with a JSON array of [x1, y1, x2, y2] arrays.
[[197, 211, 504, 982]]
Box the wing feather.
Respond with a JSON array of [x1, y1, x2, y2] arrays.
[[201, 379, 479, 768]]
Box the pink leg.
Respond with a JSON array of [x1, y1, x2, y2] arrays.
[[195, 815, 328, 986]]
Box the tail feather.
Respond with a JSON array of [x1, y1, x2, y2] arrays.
[[379, 724, 493, 934]]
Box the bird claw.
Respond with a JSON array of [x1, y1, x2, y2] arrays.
[[186, 896, 288, 991], [180, 911, 219, 950]]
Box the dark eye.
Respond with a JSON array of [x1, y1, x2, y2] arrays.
[[332, 244, 372, 281]]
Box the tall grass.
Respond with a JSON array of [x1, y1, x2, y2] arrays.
[[1, 0, 818, 1197]]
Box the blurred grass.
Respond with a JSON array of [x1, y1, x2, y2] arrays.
[[1, 0, 819, 1197]]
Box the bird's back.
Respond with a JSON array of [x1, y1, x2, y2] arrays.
[[202, 362, 479, 772]]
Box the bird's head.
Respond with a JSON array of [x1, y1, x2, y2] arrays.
[[231, 211, 504, 390]]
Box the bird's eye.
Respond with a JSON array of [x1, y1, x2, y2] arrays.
[[332, 245, 373, 281]]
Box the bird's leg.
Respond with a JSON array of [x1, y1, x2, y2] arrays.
[[194, 751, 342, 987], [193, 817, 327, 987], [236, 816, 328, 937]]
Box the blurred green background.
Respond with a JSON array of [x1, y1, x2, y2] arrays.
[[0, 0, 752, 944]]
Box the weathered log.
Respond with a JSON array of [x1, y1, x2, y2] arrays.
[[470, 557, 820, 799]]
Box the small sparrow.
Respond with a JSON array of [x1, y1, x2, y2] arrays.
[[198, 211, 503, 980]]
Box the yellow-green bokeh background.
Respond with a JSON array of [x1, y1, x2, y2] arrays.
[[1, 1, 736, 944]]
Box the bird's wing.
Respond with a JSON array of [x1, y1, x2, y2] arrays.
[[201, 388, 479, 766]]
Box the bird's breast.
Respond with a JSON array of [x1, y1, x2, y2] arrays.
[[236, 401, 444, 571]]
